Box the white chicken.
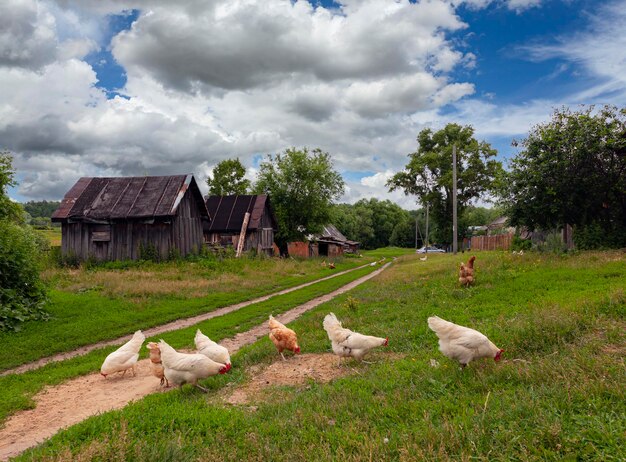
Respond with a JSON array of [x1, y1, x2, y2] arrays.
[[194, 329, 231, 367], [100, 330, 145, 378], [427, 316, 504, 368], [159, 339, 230, 392], [323, 312, 388, 364]]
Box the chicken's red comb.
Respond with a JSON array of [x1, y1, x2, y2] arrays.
[[383, 337, 389, 346]]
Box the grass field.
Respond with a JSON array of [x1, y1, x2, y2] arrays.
[[13, 250, 625, 461], [34, 227, 62, 246], [0, 249, 410, 372], [0, 249, 410, 424]]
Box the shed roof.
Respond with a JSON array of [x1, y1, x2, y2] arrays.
[[52, 174, 209, 222], [320, 224, 348, 242], [204, 195, 277, 232], [487, 216, 509, 229]]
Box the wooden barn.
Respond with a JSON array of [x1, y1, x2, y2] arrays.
[[52, 174, 210, 261], [204, 195, 278, 255]]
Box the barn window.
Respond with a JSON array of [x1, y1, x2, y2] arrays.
[[91, 225, 111, 242]]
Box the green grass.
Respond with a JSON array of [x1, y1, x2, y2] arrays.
[[0, 263, 385, 425], [0, 251, 400, 372], [13, 250, 625, 462], [35, 227, 61, 246]]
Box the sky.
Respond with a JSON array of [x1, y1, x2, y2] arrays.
[[2, 0, 625, 209]]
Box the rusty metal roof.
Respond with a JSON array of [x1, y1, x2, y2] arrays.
[[204, 195, 277, 232], [320, 224, 348, 242], [52, 174, 210, 222]]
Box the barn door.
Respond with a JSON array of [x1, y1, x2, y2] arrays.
[[261, 228, 273, 249]]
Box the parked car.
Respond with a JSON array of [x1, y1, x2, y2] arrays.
[[416, 246, 446, 254]]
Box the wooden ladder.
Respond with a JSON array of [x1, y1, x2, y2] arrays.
[[235, 212, 250, 257]]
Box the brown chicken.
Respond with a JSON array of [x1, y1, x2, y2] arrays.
[[459, 256, 476, 287], [268, 315, 301, 360], [146, 341, 169, 387]]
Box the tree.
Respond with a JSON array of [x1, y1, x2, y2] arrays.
[[254, 147, 345, 255], [354, 199, 410, 249], [503, 105, 626, 248], [23, 200, 61, 219], [332, 200, 417, 249], [387, 124, 504, 245], [0, 150, 24, 224], [389, 218, 416, 248], [463, 206, 503, 227], [206, 158, 251, 196], [0, 151, 48, 331]]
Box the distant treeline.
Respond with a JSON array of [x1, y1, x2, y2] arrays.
[[332, 199, 502, 249], [22, 200, 61, 218]]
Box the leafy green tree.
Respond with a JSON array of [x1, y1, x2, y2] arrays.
[[333, 200, 417, 249], [503, 105, 626, 248], [254, 147, 345, 255], [331, 203, 362, 242], [356, 199, 410, 249], [463, 206, 503, 227], [460, 206, 503, 238], [23, 200, 61, 219], [0, 150, 24, 223], [389, 218, 416, 248], [0, 151, 48, 331], [206, 158, 251, 196], [387, 123, 504, 245]]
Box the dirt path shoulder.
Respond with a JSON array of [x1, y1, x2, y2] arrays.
[[0, 263, 390, 461], [1, 263, 372, 378]]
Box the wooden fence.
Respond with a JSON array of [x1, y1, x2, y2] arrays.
[[470, 234, 512, 251]]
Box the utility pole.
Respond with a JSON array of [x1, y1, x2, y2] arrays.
[[415, 209, 418, 250], [425, 203, 429, 255], [452, 144, 458, 255]]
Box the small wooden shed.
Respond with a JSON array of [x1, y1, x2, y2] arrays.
[[204, 195, 278, 255], [318, 224, 360, 256], [52, 174, 210, 261]]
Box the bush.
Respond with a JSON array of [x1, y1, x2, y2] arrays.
[[511, 234, 532, 252], [138, 242, 161, 262], [535, 231, 568, 255], [0, 221, 49, 331], [574, 222, 626, 250]]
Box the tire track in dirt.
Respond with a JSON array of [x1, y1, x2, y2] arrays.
[[0, 262, 390, 461], [1, 263, 373, 378]]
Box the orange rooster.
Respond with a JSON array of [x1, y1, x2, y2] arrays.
[[268, 315, 301, 360], [146, 342, 169, 387], [459, 255, 476, 287]]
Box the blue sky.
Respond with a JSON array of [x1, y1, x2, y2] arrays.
[[3, 0, 625, 207]]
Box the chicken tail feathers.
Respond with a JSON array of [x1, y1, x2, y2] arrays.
[[268, 315, 286, 330], [158, 339, 178, 364], [323, 312, 341, 332], [427, 316, 452, 334]]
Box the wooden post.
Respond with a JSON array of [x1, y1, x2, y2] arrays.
[[452, 144, 458, 255], [425, 203, 429, 255], [236, 212, 250, 258]]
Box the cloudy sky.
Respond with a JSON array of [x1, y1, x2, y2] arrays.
[[2, 0, 625, 208]]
